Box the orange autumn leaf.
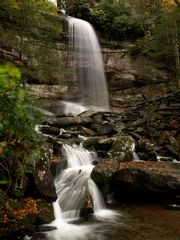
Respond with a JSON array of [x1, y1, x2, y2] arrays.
[[7, 198, 39, 219]]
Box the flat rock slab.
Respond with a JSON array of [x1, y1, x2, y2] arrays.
[[91, 158, 119, 184], [115, 161, 180, 194]]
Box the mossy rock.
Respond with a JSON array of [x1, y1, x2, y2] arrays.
[[109, 135, 135, 163]]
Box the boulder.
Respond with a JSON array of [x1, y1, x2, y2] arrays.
[[91, 158, 119, 198], [83, 137, 103, 149], [44, 116, 92, 128], [34, 150, 57, 202], [114, 161, 180, 195], [80, 194, 94, 219], [95, 121, 117, 135], [109, 135, 135, 162], [81, 126, 97, 136], [36, 199, 55, 224], [95, 138, 114, 151], [91, 158, 119, 184], [38, 125, 61, 136]]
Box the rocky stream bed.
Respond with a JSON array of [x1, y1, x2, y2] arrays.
[[0, 89, 180, 240]]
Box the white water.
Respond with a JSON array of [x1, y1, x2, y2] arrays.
[[132, 151, 140, 161], [54, 144, 110, 219], [67, 17, 109, 112], [62, 101, 88, 115], [45, 144, 119, 240], [41, 16, 119, 240]]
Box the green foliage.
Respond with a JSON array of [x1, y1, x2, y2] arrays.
[[0, 0, 66, 85], [0, 64, 39, 141], [0, 0, 63, 51], [0, 64, 43, 195], [89, 0, 143, 40], [62, 0, 91, 18], [143, 7, 180, 68]]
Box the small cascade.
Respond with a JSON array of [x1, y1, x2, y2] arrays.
[[54, 144, 107, 220], [132, 151, 140, 161], [66, 17, 109, 112], [45, 144, 118, 240]]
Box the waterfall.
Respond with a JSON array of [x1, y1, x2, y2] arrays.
[[54, 144, 106, 220], [41, 17, 119, 240], [45, 144, 118, 240], [65, 17, 109, 113]]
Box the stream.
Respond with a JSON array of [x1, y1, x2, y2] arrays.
[[31, 143, 180, 240], [31, 14, 180, 240]]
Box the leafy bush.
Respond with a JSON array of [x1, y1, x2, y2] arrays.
[[63, 0, 91, 18], [143, 7, 180, 69], [89, 0, 143, 40], [0, 63, 43, 196]]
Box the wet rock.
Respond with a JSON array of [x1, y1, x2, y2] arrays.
[[137, 138, 155, 153], [44, 116, 92, 128], [103, 112, 123, 123], [165, 136, 180, 159], [95, 150, 109, 159], [50, 154, 65, 177], [36, 200, 55, 225], [109, 135, 135, 163], [113, 121, 126, 134], [38, 125, 61, 136], [91, 121, 117, 135], [148, 127, 160, 138], [114, 161, 180, 195], [80, 195, 94, 219], [166, 204, 180, 211], [95, 138, 114, 151], [52, 142, 62, 155], [32, 232, 48, 240], [91, 158, 119, 198], [91, 158, 119, 183], [78, 110, 96, 118], [133, 127, 147, 136], [81, 126, 97, 136], [136, 152, 150, 161], [36, 226, 57, 232], [83, 137, 103, 149], [165, 145, 179, 158], [173, 195, 180, 204], [34, 151, 57, 202]]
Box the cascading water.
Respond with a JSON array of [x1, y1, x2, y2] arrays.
[[44, 144, 119, 240], [64, 16, 109, 114], [54, 144, 105, 219], [40, 16, 119, 240]]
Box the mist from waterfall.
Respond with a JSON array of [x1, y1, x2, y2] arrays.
[[66, 16, 109, 113]]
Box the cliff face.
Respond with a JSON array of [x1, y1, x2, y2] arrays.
[[99, 41, 175, 108], [103, 44, 170, 91], [0, 35, 67, 85], [0, 36, 175, 102]]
